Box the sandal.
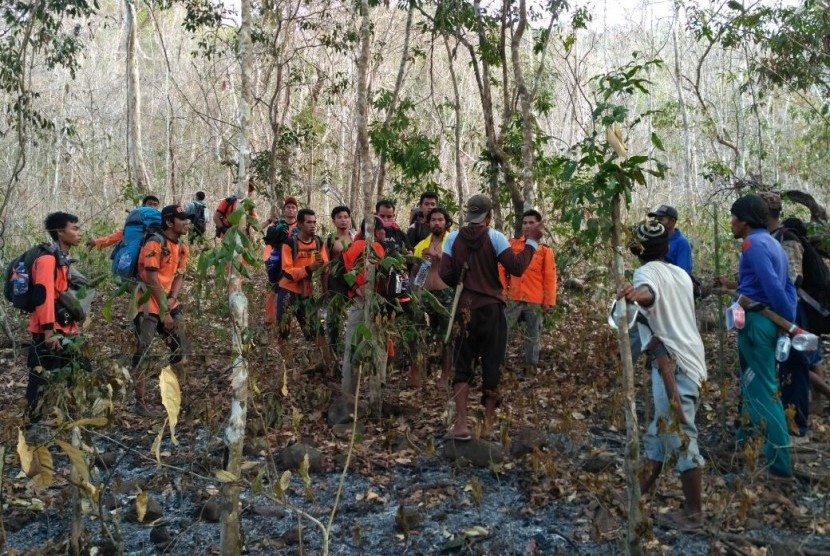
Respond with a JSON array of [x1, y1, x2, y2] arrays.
[[654, 511, 704, 533]]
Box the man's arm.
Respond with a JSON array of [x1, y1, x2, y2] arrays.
[[676, 238, 693, 274], [87, 228, 123, 249], [542, 247, 557, 307], [495, 230, 537, 277]]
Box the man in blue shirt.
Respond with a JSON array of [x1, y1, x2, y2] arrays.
[[729, 194, 796, 478], [648, 205, 693, 275]]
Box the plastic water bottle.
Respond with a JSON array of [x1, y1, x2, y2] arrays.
[[413, 259, 431, 288], [775, 335, 791, 362], [12, 261, 28, 296], [792, 332, 819, 352]]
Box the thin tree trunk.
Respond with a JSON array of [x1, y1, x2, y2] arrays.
[[125, 0, 149, 194], [220, 0, 252, 553], [69, 427, 83, 556], [511, 0, 534, 218], [442, 34, 465, 213], [374, 1, 414, 197], [671, 7, 693, 196], [611, 194, 643, 556]]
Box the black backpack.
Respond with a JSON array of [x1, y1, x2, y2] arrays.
[[4, 244, 57, 312], [191, 201, 207, 235], [775, 227, 830, 334]]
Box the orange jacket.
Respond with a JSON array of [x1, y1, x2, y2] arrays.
[[277, 236, 328, 296], [136, 235, 189, 315], [28, 250, 78, 335], [343, 239, 385, 298], [91, 228, 124, 248], [499, 238, 556, 307]]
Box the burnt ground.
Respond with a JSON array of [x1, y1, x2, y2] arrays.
[[1, 260, 829, 555]]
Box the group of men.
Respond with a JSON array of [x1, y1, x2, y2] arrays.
[[621, 193, 825, 530], [23, 190, 558, 431]]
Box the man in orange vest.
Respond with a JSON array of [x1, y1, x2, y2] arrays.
[[500, 209, 556, 378]]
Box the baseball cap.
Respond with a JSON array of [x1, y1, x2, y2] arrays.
[[284, 196, 298, 208], [465, 194, 493, 224], [161, 204, 194, 221], [647, 204, 679, 220]]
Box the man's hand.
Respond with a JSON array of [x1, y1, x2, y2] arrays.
[[44, 331, 62, 352], [423, 246, 440, 262], [163, 313, 176, 330], [85, 239, 96, 249], [713, 275, 737, 289], [354, 285, 365, 299], [309, 252, 324, 272], [617, 283, 637, 302], [524, 220, 544, 242]]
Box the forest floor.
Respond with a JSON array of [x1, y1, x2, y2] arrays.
[[1, 259, 830, 555]]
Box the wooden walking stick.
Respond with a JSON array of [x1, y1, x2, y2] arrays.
[[444, 262, 469, 344]]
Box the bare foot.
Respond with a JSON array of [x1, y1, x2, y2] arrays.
[[449, 424, 471, 440], [406, 367, 421, 389]]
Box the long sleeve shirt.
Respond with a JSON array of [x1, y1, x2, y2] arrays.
[[342, 239, 385, 297], [499, 238, 557, 307], [28, 248, 78, 335], [91, 229, 124, 249], [277, 236, 328, 297], [736, 228, 796, 322], [667, 229, 693, 275]]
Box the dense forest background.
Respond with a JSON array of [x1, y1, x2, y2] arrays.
[[1, 0, 827, 245]]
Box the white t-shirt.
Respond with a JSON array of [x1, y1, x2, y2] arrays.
[[633, 261, 707, 387]]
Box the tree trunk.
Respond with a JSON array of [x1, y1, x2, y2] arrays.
[[442, 34, 465, 213], [611, 194, 643, 556], [510, 0, 534, 225], [125, 0, 149, 194], [374, 1, 414, 197], [220, 0, 252, 553]]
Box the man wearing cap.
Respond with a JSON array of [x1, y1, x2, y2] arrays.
[[648, 205, 693, 275], [729, 194, 796, 477], [761, 191, 816, 442], [439, 194, 542, 440], [619, 221, 706, 530], [131, 204, 192, 416]]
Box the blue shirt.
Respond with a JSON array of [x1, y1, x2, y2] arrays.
[[736, 228, 796, 322], [667, 229, 693, 275]]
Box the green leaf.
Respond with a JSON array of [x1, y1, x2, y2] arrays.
[[344, 271, 357, 288], [650, 132, 665, 151]]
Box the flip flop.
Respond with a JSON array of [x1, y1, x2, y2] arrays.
[[446, 432, 472, 441]]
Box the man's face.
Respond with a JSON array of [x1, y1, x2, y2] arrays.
[[144, 199, 160, 209], [301, 214, 317, 235], [373, 227, 387, 243], [522, 216, 541, 237], [655, 215, 676, 233], [333, 211, 350, 231], [172, 216, 191, 235], [420, 196, 437, 213], [377, 205, 396, 226], [730, 215, 747, 239], [59, 221, 83, 247], [283, 203, 298, 221], [430, 212, 447, 235]]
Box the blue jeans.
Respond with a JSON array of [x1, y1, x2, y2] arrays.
[[643, 368, 704, 473]]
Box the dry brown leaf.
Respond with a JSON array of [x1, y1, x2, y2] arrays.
[[136, 490, 149, 522], [281, 364, 289, 397], [56, 440, 90, 483], [65, 416, 109, 429], [159, 366, 180, 445], [215, 469, 238, 483], [16, 428, 32, 475], [151, 422, 165, 468], [31, 447, 54, 489]]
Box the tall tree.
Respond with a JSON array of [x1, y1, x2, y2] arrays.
[[125, 0, 150, 193]]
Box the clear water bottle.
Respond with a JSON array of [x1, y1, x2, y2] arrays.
[[792, 332, 819, 352], [775, 335, 791, 362], [12, 261, 28, 296], [413, 259, 431, 288]]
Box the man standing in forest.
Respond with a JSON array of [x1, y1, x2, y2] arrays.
[[86, 195, 160, 249], [26, 212, 89, 420], [131, 204, 192, 417], [264, 196, 300, 329], [324, 205, 356, 357], [728, 194, 796, 478], [648, 205, 693, 275], [761, 191, 817, 442], [407, 191, 439, 248], [439, 194, 541, 440], [619, 221, 706, 531], [275, 208, 328, 357], [408, 207, 454, 387], [184, 191, 208, 243], [500, 209, 557, 378]]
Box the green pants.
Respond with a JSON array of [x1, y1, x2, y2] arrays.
[[737, 312, 792, 477]]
